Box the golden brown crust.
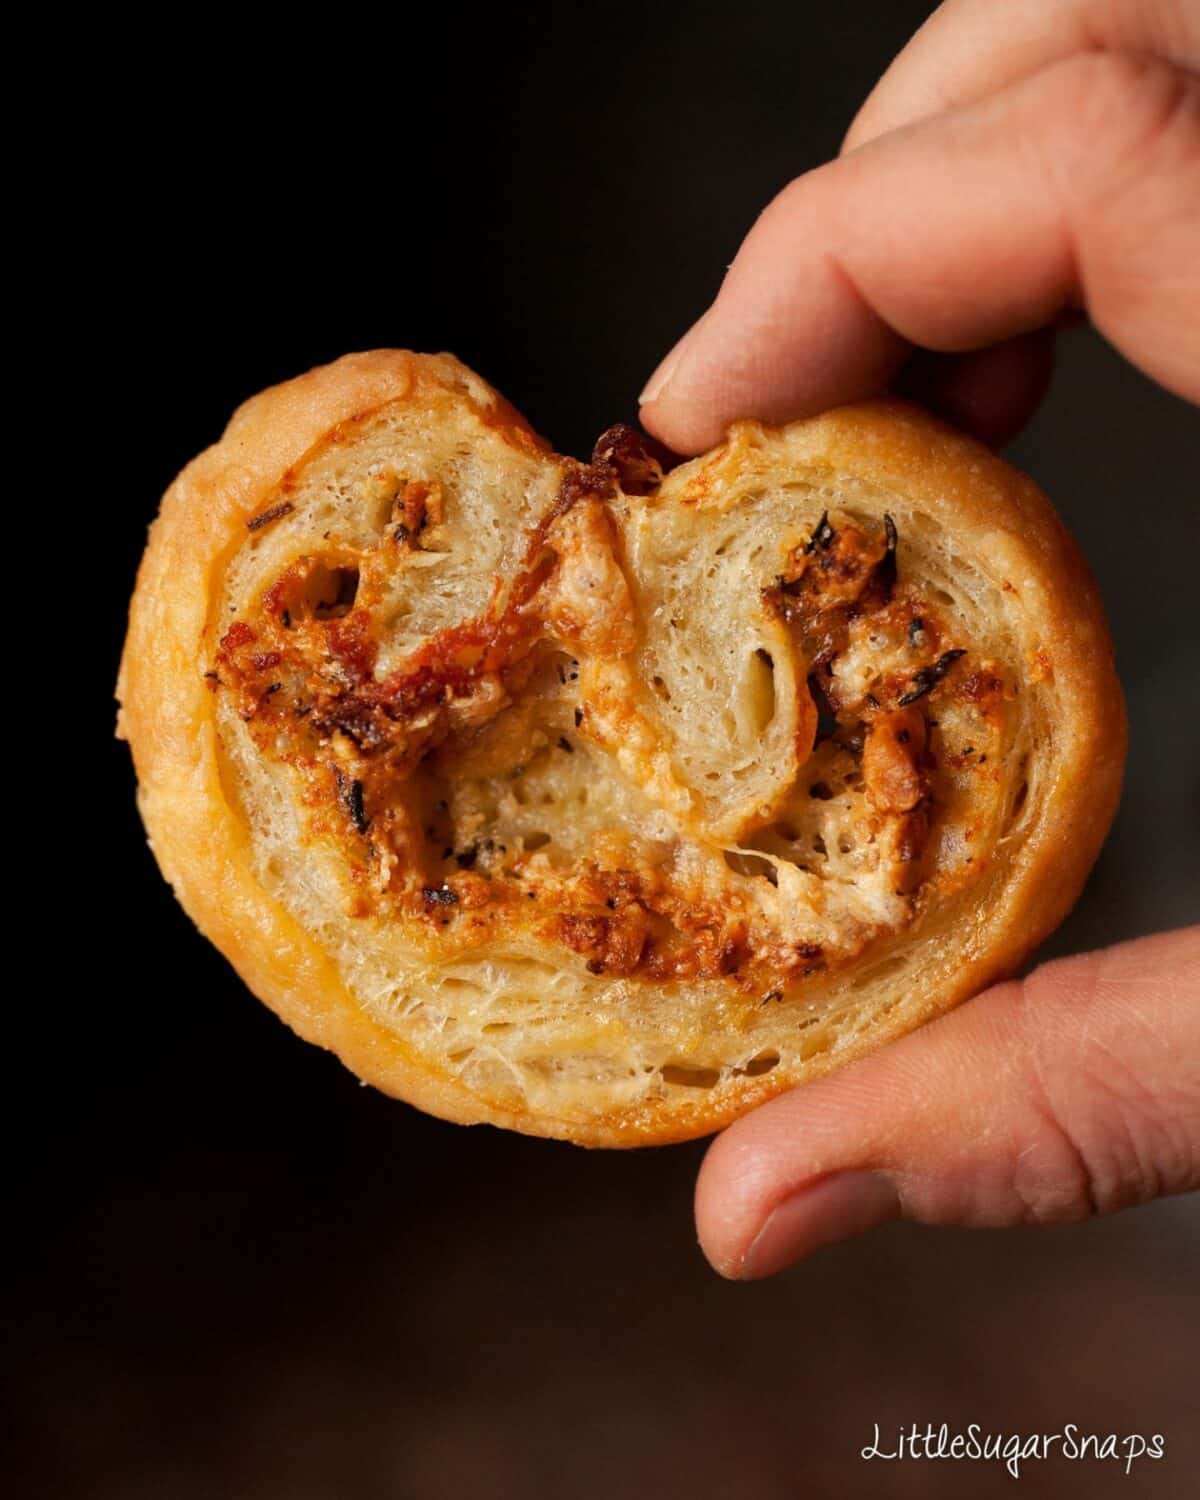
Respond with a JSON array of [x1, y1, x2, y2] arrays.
[[118, 352, 1125, 1146], [118, 353, 557, 1138]]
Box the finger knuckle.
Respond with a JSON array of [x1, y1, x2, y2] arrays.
[[1019, 959, 1200, 1219], [1037, 49, 1200, 185]]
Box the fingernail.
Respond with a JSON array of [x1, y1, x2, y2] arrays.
[[639, 315, 705, 406], [739, 1171, 899, 1280]]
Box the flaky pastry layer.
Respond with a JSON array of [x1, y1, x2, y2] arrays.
[[118, 352, 1125, 1144]]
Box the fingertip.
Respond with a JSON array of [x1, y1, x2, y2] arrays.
[[740, 1171, 901, 1280], [697, 1114, 902, 1279], [695, 1082, 892, 1278], [638, 324, 696, 409], [638, 397, 723, 457], [640, 316, 907, 456], [638, 313, 723, 455], [694, 1119, 770, 1277]]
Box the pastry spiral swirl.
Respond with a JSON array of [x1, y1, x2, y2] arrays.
[[118, 352, 1125, 1144]]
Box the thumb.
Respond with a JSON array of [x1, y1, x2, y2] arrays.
[[695, 929, 1200, 1279]]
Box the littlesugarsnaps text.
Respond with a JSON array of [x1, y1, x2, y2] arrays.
[[860, 1423, 1165, 1479]]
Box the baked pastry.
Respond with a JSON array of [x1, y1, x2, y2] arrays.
[[118, 351, 1125, 1145]]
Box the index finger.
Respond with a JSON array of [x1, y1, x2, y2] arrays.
[[640, 52, 1200, 454]]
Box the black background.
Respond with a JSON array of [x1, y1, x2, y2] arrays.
[[23, 2, 1199, 1496]]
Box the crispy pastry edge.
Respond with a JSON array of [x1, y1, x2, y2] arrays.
[[117, 351, 1127, 1146]]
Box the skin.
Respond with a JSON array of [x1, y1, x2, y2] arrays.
[[638, 0, 1200, 1279]]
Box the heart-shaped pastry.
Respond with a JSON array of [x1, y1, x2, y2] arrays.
[[118, 351, 1125, 1144]]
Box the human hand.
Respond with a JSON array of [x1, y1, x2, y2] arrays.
[[639, 0, 1200, 1278]]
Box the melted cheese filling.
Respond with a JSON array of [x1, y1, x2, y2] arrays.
[[213, 437, 1012, 1006]]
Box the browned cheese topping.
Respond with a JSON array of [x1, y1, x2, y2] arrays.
[[213, 426, 1011, 997]]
